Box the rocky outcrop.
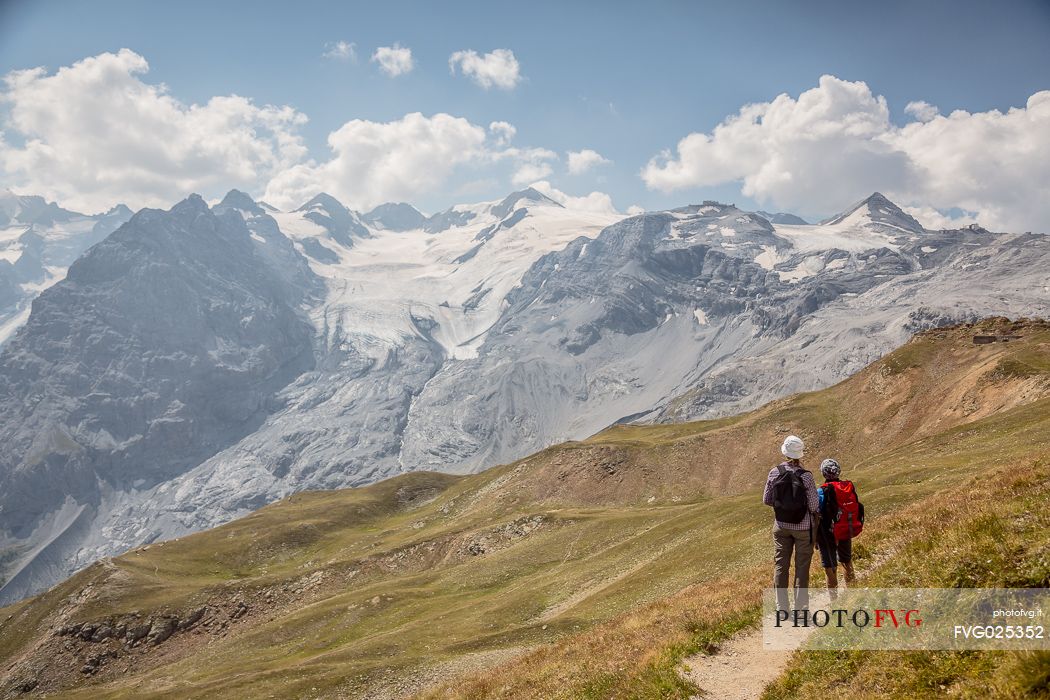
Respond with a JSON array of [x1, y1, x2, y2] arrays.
[[27, 602, 237, 685]]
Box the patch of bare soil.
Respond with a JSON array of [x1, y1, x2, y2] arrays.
[[680, 628, 785, 700]]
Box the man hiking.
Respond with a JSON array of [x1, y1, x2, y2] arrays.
[[816, 458, 864, 600], [763, 435, 819, 612]]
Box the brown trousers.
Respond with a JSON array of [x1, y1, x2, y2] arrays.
[[773, 525, 813, 611]]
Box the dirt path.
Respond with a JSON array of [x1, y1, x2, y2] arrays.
[[680, 628, 786, 700]]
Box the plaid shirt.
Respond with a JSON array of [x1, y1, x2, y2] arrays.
[[762, 462, 819, 530]]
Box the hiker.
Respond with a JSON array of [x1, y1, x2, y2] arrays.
[[816, 458, 864, 599], [763, 435, 819, 612]]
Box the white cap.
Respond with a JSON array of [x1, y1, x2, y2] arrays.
[[781, 435, 804, 460]]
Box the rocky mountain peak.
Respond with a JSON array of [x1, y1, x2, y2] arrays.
[[294, 193, 368, 246], [218, 189, 264, 215], [362, 202, 427, 231], [296, 192, 349, 215], [822, 191, 924, 234], [169, 193, 211, 216], [0, 191, 81, 227], [491, 187, 563, 220], [105, 204, 134, 218]]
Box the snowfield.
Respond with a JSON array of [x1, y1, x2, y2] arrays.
[[288, 200, 621, 361]]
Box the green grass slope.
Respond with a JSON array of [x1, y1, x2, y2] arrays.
[[1, 317, 1048, 699]]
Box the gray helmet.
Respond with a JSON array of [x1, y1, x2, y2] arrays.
[[820, 458, 841, 479]]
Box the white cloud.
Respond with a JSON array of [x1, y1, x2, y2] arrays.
[[512, 162, 553, 186], [566, 149, 611, 175], [323, 41, 357, 62], [504, 147, 557, 187], [642, 75, 1050, 232], [529, 180, 620, 215], [0, 49, 307, 213], [626, 205, 645, 215], [264, 114, 567, 208], [371, 44, 414, 77], [902, 204, 977, 230], [489, 121, 516, 146], [0, 50, 609, 215], [263, 112, 494, 211], [449, 49, 521, 90], [904, 100, 938, 123]]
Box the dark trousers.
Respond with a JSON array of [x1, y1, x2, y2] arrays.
[[817, 529, 853, 568]]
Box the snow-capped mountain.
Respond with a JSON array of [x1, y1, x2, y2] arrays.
[[0, 190, 132, 345], [756, 210, 808, 225], [0, 188, 1047, 603]]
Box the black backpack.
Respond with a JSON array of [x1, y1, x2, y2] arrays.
[[772, 463, 810, 524]]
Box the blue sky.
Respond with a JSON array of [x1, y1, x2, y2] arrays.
[[1, 0, 1049, 228]]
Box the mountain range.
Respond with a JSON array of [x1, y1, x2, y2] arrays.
[[0, 186, 1047, 604]]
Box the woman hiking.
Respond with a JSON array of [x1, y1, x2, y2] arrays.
[[816, 458, 864, 600]]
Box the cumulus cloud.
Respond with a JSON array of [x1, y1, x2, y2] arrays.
[[511, 162, 553, 186], [904, 100, 938, 123], [323, 41, 357, 62], [529, 180, 620, 215], [566, 149, 611, 175], [488, 121, 516, 146], [0, 49, 307, 213], [504, 147, 557, 187], [642, 75, 1050, 232], [263, 113, 571, 209], [0, 50, 610, 214], [371, 44, 413, 77], [626, 205, 645, 215], [449, 49, 521, 90], [263, 112, 492, 210], [642, 76, 914, 211]]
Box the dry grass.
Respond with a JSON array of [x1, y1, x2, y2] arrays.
[[764, 460, 1050, 699], [420, 571, 764, 700]]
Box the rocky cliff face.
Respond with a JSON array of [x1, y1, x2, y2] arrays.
[[0, 196, 316, 602], [1, 189, 1047, 603]]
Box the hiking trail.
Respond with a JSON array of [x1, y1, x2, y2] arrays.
[[680, 627, 786, 700]]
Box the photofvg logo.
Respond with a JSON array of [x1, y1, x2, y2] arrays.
[[762, 588, 1049, 651], [775, 606, 923, 630]]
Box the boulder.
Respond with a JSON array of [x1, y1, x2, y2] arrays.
[[146, 617, 176, 645], [125, 622, 151, 645], [179, 606, 206, 630]]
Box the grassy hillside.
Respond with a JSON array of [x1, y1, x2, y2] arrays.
[[0, 317, 1047, 699]]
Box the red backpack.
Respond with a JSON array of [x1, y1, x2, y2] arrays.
[[826, 480, 863, 541]]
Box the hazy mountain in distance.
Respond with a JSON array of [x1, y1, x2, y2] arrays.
[[0, 189, 132, 345], [756, 210, 808, 225], [361, 202, 428, 231]]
